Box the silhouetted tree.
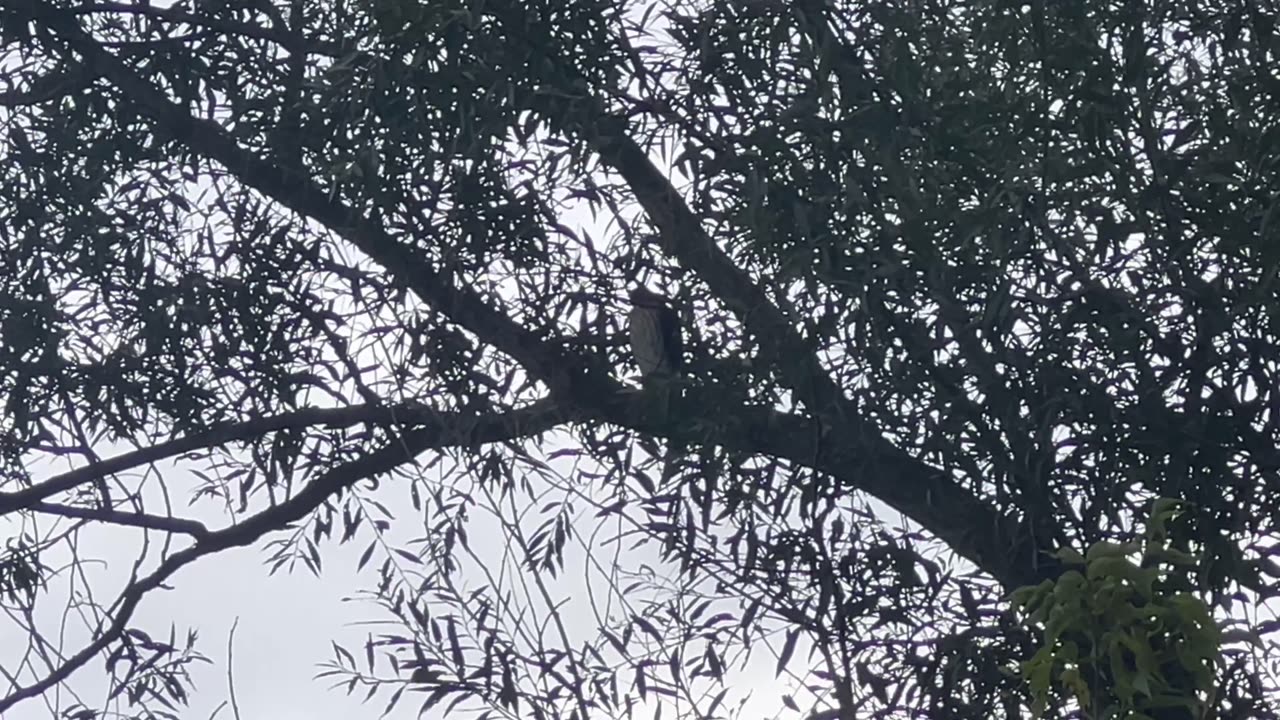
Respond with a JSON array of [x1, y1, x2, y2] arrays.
[[1, 0, 1277, 718]]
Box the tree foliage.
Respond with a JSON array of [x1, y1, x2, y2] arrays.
[[1014, 499, 1224, 720], [1, 0, 1279, 718]]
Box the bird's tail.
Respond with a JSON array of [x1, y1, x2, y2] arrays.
[[655, 377, 684, 487]]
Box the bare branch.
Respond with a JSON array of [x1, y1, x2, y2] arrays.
[[28, 501, 210, 537]]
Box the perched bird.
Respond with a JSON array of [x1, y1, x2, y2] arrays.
[[627, 286, 683, 381], [627, 286, 685, 485]]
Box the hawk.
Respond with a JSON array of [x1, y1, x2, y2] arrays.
[[627, 286, 683, 381]]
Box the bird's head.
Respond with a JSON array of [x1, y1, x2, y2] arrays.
[[628, 286, 669, 308]]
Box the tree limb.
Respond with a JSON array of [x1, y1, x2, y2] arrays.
[[5, 0, 613, 406], [1, 398, 574, 517], [29, 501, 210, 538]]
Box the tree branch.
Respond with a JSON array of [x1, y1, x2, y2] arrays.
[[1, 398, 574, 517], [595, 385, 1062, 589], [5, 0, 614, 406], [29, 501, 210, 538]]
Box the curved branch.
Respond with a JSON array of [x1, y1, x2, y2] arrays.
[[509, 43, 1069, 583], [6, 0, 612, 407], [595, 386, 1061, 589], [495, 3, 846, 423], [1, 398, 573, 517]]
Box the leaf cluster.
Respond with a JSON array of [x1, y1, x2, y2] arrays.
[[1013, 500, 1221, 720]]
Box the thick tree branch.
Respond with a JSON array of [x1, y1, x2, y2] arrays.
[[596, 386, 1062, 589], [5, 0, 615, 406], [0, 285, 1042, 717], [488, 4, 851, 429]]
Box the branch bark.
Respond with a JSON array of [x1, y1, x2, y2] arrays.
[[5, 0, 614, 407]]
